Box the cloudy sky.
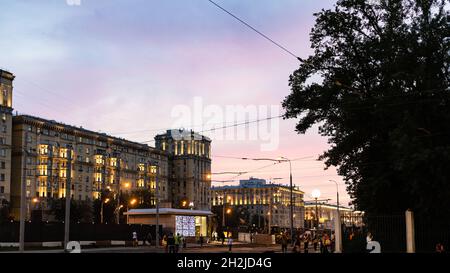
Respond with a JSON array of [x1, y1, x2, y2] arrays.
[[0, 0, 351, 205]]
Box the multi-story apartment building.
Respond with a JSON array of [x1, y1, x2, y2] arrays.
[[155, 129, 212, 210], [10, 115, 169, 219], [211, 177, 305, 230], [0, 70, 13, 206], [0, 68, 214, 221]]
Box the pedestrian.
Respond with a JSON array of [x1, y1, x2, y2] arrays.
[[175, 233, 181, 253], [293, 234, 301, 253], [303, 234, 310, 254], [162, 234, 168, 252], [145, 232, 153, 246], [221, 232, 225, 245], [330, 232, 335, 253], [132, 231, 138, 247], [227, 235, 233, 252], [167, 233, 176, 253], [322, 233, 331, 253], [436, 243, 445, 253], [199, 234, 204, 247], [281, 233, 288, 253], [313, 234, 318, 251], [182, 235, 187, 249]]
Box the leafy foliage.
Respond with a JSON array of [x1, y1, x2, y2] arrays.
[[283, 0, 450, 217]]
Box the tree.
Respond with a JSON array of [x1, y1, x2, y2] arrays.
[[283, 0, 450, 217], [51, 198, 93, 223]]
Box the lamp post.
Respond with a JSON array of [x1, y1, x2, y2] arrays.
[[150, 161, 160, 248], [101, 198, 110, 224], [279, 157, 294, 243], [19, 141, 31, 252], [311, 189, 321, 229], [329, 180, 340, 219]]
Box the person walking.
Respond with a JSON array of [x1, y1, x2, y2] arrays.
[[436, 243, 445, 253], [227, 235, 233, 252], [281, 233, 288, 253], [145, 232, 153, 246], [175, 233, 181, 253], [162, 234, 168, 252], [132, 231, 138, 247], [199, 234, 204, 247], [303, 234, 310, 254], [167, 233, 176, 253], [313, 234, 318, 252], [322, 233, 331, 253]]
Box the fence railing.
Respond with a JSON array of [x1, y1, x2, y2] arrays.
[[0, 221, 161, 243]]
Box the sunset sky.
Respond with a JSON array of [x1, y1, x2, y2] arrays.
[[0, 0, 351, 205]]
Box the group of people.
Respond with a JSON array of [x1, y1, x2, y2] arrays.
[[131, 231, 155, 247], [279, 231, 335, 253], [162, 233, 187, 253]]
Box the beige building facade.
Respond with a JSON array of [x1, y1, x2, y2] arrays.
[[211, 177, 305, 230], [10, 115, 169, 219], [0, 70, 13, 206], [0, 68, 217, 221], [155, 130, 212, 211]]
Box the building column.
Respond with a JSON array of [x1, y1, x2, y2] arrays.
[[405, 209, 415, 253], [333, 210, 342, 253]]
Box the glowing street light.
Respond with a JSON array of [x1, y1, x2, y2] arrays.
[[312, 189, 321, 229]]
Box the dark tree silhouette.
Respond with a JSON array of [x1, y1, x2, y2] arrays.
[[283, 0, 450, 217]]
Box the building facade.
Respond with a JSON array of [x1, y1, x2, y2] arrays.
[[0, 68, 213, 221], [211, 177, 305, 230], [0, 70, 13, 206], [10, 115, 169, 219], [304, 201, 363, 230], [155, 129, 212, 210]]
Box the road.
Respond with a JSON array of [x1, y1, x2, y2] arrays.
[[4, 243, 298, 253]]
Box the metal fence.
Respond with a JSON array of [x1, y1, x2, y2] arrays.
[[0, 222, 161, 242], [342, 215, 406, 253], [415, 216, 450, 253]]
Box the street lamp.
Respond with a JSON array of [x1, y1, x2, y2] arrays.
[[116, 182, 130, 224], [329, 180, 340, 219], [312, 189, 321, 229], [101, 198, 110, 224]]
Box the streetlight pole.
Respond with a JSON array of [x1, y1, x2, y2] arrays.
[[280, 157, 294, 244], [152, 161, 160, 248], [116, 155, 121, 224], [19, 147, 28, 252], [311, 189, 321, 230], [329, 180, 340, 219], [64, 145, 72, 251]]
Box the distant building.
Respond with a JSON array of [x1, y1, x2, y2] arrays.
[[155, 130, 212, 211], [211, 177, 305, 230], [304, 201, 363, 230]]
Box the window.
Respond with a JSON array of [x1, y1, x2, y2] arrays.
[[0, 138, 5, 145], [1, 126, 6, 133], [0, 149, 6, 157], [0, 161, 5, 169], [0, 174, 4, 181], [28, 125, 32, 132], [0, 186, 4, 193]]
